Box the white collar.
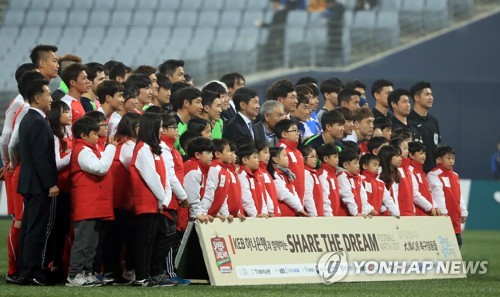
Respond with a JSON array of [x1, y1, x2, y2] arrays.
[[30, 107, 46, 118], [238, 112, 252, 126]]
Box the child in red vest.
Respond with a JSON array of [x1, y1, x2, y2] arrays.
[[428, 145, 468, 248], [317, 144, 341, 216], [227, 141, 245, 218], [85, 111, 108, 153], [301, 145, 326, 217], [337, 149, 376, 216], [255, 141, 280, 217], [67, 116, 117, 287], [184, 136, 214, 223], [130, 113, 176, 287], [359, 154, 400, 217]]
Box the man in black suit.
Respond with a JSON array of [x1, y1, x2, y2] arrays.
[[222, 87, 260, 141], [220, 73, 246, 122], [17, 78, 59, 285], [253, 100, 285, 147]]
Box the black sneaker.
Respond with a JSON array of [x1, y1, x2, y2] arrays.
[[5, 274, 20, 284]]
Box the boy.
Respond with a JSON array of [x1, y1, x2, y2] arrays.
[[126, 74, 152, 112], [336, 149, 376, 216], [171, 87, 203, 149], [338, 88, 361, 112], [108, 82, 138, 138], [367, 136, 389, 156], [337, 107, 355, 138], [317, 144, 341, 217], [344, 107, 375, 155], [373, 117, 392, 141], [183, 137, 214, 223], [274, 119, 305, 205], [67, 116, 117, 286], [227, 141, 245, 218], [290, 93, 311, 140], [304, 110, 345, 149], [96, 80, 124, 119], [427, 146, 468, 247], [359, 154, 400, 217], [153, 73, 172, 110]]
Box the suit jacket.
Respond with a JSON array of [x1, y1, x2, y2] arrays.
[[253, 121, 279, 147], [221, 106, 237, 123], [17, 109, 57, 195], [223, 113, 253, 141]]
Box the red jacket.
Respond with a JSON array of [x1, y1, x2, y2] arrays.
[[337, 170, 363, 216], [56, 136, 73, 193], [318, 164, 341, 216], [110, 141, 133, 211], [239, 165, 266, 216], [361, 170, 385, 213], [70, 100, 86, 124], [396, 158, 415, 216], [304, 167, 324, 216], [257, 162, 280, 216], [204, 160, 230, 216], [227, 164, 243, 216], [278, 139, 305, 202], [409, 160, 432, 216], [274, 167, 299, 217]]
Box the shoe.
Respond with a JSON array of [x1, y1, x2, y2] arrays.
[[5, 274, 20, 284], [111, 276, 132, 286], [122, 269, 136, 282], [132, 278, 159, 287], [169, 276, 190, 286], [151, 274, 177, 287], [85, 273, 103, 287], [49, 267, 67, 284], [94, 273, 114, 285], [66, 273, 95, 287], [19, 276, 53, 286]]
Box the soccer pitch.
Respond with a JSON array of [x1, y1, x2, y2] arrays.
[[0, 219, 498, 297]]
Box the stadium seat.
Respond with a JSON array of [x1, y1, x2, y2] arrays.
[[201, 0, 225, 11], [83, 27, 106, 41], [246, 0, 268, 11], [343, 0, 357, 11], [136, 0, 158, 10], [149, 27, 172, 41], [220, 10, 242, 27], [241, 11, 263, 27], [8, 0, 31, 11], [399, 0, 425, 34], [451, 0, 475, 18], [284, 26, 308, 67], [154, 11, 176, 27], [170, 27, 194, 49], [344, 10, 354, 27], [127, 27, 150, 43], [378, 0, 402, 11], [38, 26, 62, 45], [88, 11, 111, 27], [212, 27, 237, 51], [2, 10, 25, 27], [110, 11, 133, 27], [198, 10, 220, 27], [351, 10, 376, 53], [234, 27, 259, 50], [115, 0, 137, 10], [179, 0, 204, 11], [286, 10, 308, 27], [30, 0, 51, 10], [24, 10, 47, 27], [73, 0, 95, 10], [375, 11, 399, 49], [50, 0, 73, 11], [192, 27, 216, 48], [424, 0, 449, 32], [94, 0, 116, 10], [45, 10, 67, 27], [67, 10, 89, 27], [132, 10, 155, 27], [175, 11, 198, 27], [158, 0, 181, 11]]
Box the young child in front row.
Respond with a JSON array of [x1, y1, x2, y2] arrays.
[[255, 141, 281, 217], [337, 149, 376, 217], [301, 145, 326, 217], [85, 111, 109, 153], [427, 146, 468, 248], [226, 141, 245, 218], [359, 154, 400, 217], [67, 117, 117, 287], [317, 144, 341, 217]]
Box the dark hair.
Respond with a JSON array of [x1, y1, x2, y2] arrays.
[[104, 60, 121, 72], [337, 106, 355, 122], [159, 113, 175, 128], [268, 79, 295, 101], [299, 144, 315, 161], [201, 89, 220, 109], [171, 81, 191, 95], [97, 80, 123, 104], [171, 87, 202, 112], [48, 101, 70, 151], [320, 109, 345, 131], [391, 127, 412, 140], [254, 140, 269, 152], [187, 117, 211, 136], [359, 153, 379, 173], [367, 136, 388, 155], [85, 62, 107, 81], [317, 143, 339, 161], [339, 149, 359, 168], [296, 76, 318, 86], [122, 81, 139, 101], [156, 73, 172, 90], [18, 71, 46, 98], [388, 88, 410, 111], [408, 141, 426, 155], [203, 81, 227, 96], [339, 140, 360, 155], [85, 110, 107, 123], [158, 59, 184, 76], [144, 105, 163, 114], [134, 65, 156, 76], [295, 84, 313, 97], [236, 144, 258, 166], [228, 139, 237, 152], [353, 106, 374, 122], [109, 62, 127, 81], [15, 63, 37, 84], [319, 78, 342, 97], [306, 83, 320, 97], [61, 63, 87, 89], [267, 146, 285, 177], [378, 145, 402, 184], [72, 116, 100, 139], [30, 44, 58, 66], [389, 137, 407, 149], [409, 81, 431, 98], [213, 138, 230, 154], [338, 88, 361, 106], [344, 79, 366, 92], [295, 92, 310, 108], [186, 136, 214, 159], [184, 73, 193, 83], [126, 73, 151, 89], [371, 79, 393, 98], [435, 145, 455, 159], [137, 112, 162, 155], [115, 112, 141, 142], [180, 130, 197, 153], [234, 136, 255, 149], [233, 87, 258, 112], [220, 72, 245, 89], [374, 117, 392, 130], [24, 78, 49, 105], [273, 119, 296, 139]]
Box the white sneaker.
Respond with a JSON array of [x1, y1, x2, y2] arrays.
[[122, 269, 136, 282], [85, 272, 103, 287], [66, 273, 95, 287]]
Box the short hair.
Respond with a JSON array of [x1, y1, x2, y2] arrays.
[[85, 62, 107, 81], [25, 78, 49, 105], [435, 145, 455, 158], [254, 139, 269, 152], [126, 73, 151, 89], [97, 80, 123, 104], [353, 107, 374, 122], [184, 73, 193, 83], [409, 81, 432, 98], [144, 105, 163, 114], [171, 81, 191, 95], [344, 79, 366, 91], [339, 149, 359, 167], [408, 141, 426, 154], [306, 82, 320, 97], [15, 63, 37, 84], [367, 136, 389, 155], [109, 62, 128, 80], [296, 92, 310, 107], [371, 79, 393, 98], [187, 117, 211, 135], [273, 119, 296, 139], [388, 88, 410, 111], [320, 109, 345, 131], [319, 78, 342, 97], [299, 144, 315, 159], [61, 63, 87, 89], [158, 59, 184, 76], [115, 112, 141, 141], [296, 76, 318, 86], [213, 138, 230, 154], [85, 110, 107, 123], [134, 65, 156, 77], [30, 44, 58, 66], [268, 79, 295, 100], [389, 137, 407, 149], [295, 84, 313, 97], [220, 72, 245, 89], [374, 117, 392, 130], [171, 87, 202, 112], [392, 127, 412, 140], [337, 106, 354, 121], [259, 100, 283, 120], [156, 73, 172, 90], [186, 136, 214, 158], [338, 88, 361, 106], [317, 143, 339, 161], [122, 81, 138, 101], [104, 60, 121, 72], [19, 71, 46, 98], [339, 140, 360, 155], [201, 89, 220, 108], [72, 116, 100, 139], [160, 113, 177, 129], [203, 80, 228, 95], [233, 87, 258, 112], [236, 144, 258, 165], [360, 153, 379, 171]]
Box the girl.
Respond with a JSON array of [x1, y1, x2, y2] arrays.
[[267, 147, 308, 217], [255, 141, 280, 217], [378, 145, 403, 215], [300, 145, 325, 217], [130, 113, 175, 287], [226, 141, 244, 218]]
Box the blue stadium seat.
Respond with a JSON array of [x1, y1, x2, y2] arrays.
[[110, 11, 132, 27], [8, 0, 31, 10], [175, 11, 198, 27], [201, 0, 225, 11], [45, 10, 67, 27], [73, 0, 95, 10], [343, 0, 357, 10], [179, 0, 203, 11], [234, 27, 259, 50], [226, 0, 247, 10], [192, 27, 216, 47], [424, 0, 449, 32], [59, 27, 84, 52], [50, 0, 73, 10], [148, 28, 171, 46], [220, 10, 241, 27], [246, 0, 267, 11], [375, 11, 399, 49], [2, 10, 25, 27], [137, 0, 159, 10], [132, 10, 155, 27], [127, 27, 149, 44], [399, 0, 425, 34], [451, 0, 475, 18], [154, 11, 176, 27], [241, 11, 263, 27], [158, 0, 180, 11], [67, 10, 89, 27], [38, 26, 62, 45], [30, 0, 51, 10], [213, 27, 237, 49], [351, 10, 376, 51], [83, 27, 106, 41], [378, 0, 402, 10], [286, 10, 308, 27], [24, 10, 47, 27], [88, 11, 111, 27], [198, 10, 220, 27], [115, 0, 137, 10], [170, 27, 194, 48], [94, 0, 115, 10]]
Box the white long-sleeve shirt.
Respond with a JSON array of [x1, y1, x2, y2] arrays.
[[337, 171, 360, 216], [427, 169, 468, 217], [184, 166, 204, 218], [318, 170, 334, 217], [0, 94, 23, 165], [272, 172, 303, 213], [200, 164, 229, 217], [238, 170, 268, 217], [160, 141, 187, 202], [7, 102, 30, 169], [54, 136, 71, 171], [303, 169, 328, 217], [380, 184, 400, 217], [108, 112, 121, 138]]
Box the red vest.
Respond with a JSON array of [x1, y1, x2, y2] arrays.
[[71, 100, 86, 124], [410, 160, 432, 216], [57, 136, 73, 193], [305, 167, 324, 216], [110, 141, 133, 211], [130, 141, 166, 215], [184, 157, 210, 202], [97, 136, 107, 153], [70, 139, 114, 222], [431, 164, 463, 233], [258, 163, 280, 216], [163, 136, 187, 230], [360, 141, 369, 155], [206, 160, 230, 216], [274, 168, 299, 217], [318, 164, 341, 216], [227, 164, 243, 216], [361, 171, 384, 213], [397, 158, 415, 216], [240, 166, 265, 215], [337, 171, 362, 216], [278, 139, 305, 202]]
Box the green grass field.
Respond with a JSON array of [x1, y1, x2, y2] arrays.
[[0, 218, 498, 297]]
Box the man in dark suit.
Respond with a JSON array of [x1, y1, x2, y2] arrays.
[[17, 78, 59, 285], [222, 87, 260, 141], [253, 100, 285, 147]]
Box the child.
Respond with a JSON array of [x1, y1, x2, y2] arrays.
[[317, 144, 341, 216], [129, 113, 176, 287], [108, 82, 139, 138], [367, 136, 389, 156], [428, 145, 468, 248], [337, 149, 375, 216], [304, 109, 345, 149], [85, 111, 108, 153], [237, 144, 269, 218], [359, 154, 400, 217], [67, 116, 117, 287], [274, 119, 305, 205], [255, 141, 280, 216], [183, 137, 214, 223], [373, 117, 392, 141], [178, 117, 212, 156], [227, 141, 245, 218], [301, 145, 326, 217], [267, 147, 308, 217]]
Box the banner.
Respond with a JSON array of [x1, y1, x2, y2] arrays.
[[176, 216, 465, 286]]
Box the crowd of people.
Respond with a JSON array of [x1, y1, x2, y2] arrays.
[[0, 44, 467, 288]]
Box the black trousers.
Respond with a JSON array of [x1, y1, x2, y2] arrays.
[[19, 193, 52, 279], [133, 211, 176, 280], [456, 233, 463, 249], [103, 208, 135, 275]]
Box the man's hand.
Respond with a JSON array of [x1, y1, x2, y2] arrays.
[[48, 185, 59, 198]]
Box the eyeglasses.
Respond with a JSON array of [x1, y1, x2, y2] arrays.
[[286, 129, 299, 134]]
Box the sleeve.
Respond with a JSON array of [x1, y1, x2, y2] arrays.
[[0, 132, 11, 165], [427, 171, 448, 215], [119, 141, 134, 171], [8, 129, 20, 169], [54, 136, 71, 171], [161, 145, 187, 201], [133, 146, 169, 208], [273, 173, 304, 212], [218, 199, 230, 217], [28, 122, 58, 189], [319, 172, 333, 217], [303, 171, 317, 217], [459, 194, 468, 217], [264, 189, 275, 215], [108, 114, 120, 138], [184, 169, 203, 218], [78, 145, 116, 176], [382, 187, 400, 217], [411, 173, 433, 211], [260, 194, 269, 215], [337, 173, 359, 216], [360, 184, 374, 215], [200, 167, 219, 216], [238, 173, 258, 217]]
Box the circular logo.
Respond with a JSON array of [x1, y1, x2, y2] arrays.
[[316, 251, 348, 284]]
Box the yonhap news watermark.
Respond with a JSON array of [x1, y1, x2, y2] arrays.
[[316, 251, 488, 284]]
